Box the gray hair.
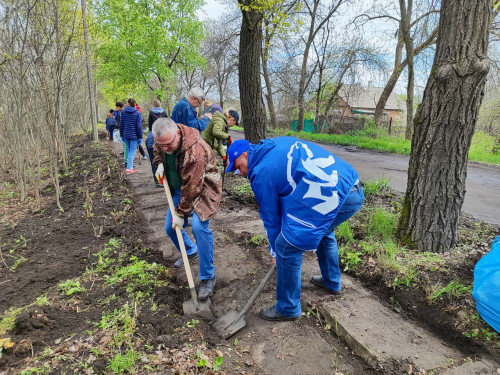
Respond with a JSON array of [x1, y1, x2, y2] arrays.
[[187, 87, 205, 101], [152, 117, 177, 138]]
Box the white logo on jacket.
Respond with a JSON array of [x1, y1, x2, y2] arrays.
[[287, 142, 339, 215]]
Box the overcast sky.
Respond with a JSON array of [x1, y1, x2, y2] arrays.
[[197, 0, 226, 20]]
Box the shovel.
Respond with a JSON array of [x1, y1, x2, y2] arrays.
[[162, 178, 216, 320], [222, 156, 227, 189], [213, 265, 275, 339]]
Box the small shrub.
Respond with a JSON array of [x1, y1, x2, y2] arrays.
[[59, 279, 86, 296]]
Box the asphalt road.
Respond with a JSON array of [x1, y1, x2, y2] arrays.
[[229, 130, 500, 225]]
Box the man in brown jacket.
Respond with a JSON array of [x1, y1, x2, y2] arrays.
[[152, 118, 222, 300]]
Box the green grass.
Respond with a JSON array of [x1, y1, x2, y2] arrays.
[[108, 348, 139, 374], [468, 132, 500, 164], [427, 280, 472, 304], [363, 176, 390, 197], [283, 130, 412, 154], [336, 221, 354, 243], [105, 255, 168, 297], [367, 207, 398, 241]]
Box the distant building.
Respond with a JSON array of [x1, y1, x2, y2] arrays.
[[335, 84, 404, 123]]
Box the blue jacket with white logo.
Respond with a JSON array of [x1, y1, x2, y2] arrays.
[[247, 137, 359, 254]]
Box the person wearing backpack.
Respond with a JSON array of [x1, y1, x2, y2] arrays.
[[147, 99, 168, 186], [105, 109, 117, 141]]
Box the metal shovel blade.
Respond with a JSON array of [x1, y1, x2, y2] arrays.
[[183, 297, 216, 321], [212, 265, 276, 339], [213, 310, 247, 339]]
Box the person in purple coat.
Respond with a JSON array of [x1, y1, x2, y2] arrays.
[[119, 98, 143, 174], [202, 98, 223, 115]]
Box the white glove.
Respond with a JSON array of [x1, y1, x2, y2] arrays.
[[155, 163, 164, 182], [172, 213, 184, 229]]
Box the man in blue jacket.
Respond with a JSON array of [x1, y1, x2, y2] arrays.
[[171, 87, 212, 133], [226, 137, 364, 321]]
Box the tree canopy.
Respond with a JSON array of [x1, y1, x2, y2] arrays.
[[92, 0, 205, 99]]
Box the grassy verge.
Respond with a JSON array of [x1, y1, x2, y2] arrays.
[[336, 178, 500, 353], [231, 126, 500, 166], [225, 173, 500, 354]]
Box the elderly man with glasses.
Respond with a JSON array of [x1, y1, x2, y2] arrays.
[[152, 117, 222, 300], [171, 87, 213, 133]]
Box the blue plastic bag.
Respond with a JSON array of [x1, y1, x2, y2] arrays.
[[472, 235, 500, 333]]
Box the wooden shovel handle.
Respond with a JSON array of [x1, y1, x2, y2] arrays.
[[163, 181, 196, 291]]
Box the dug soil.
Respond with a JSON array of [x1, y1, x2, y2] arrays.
[[0, 132, 498, 374]]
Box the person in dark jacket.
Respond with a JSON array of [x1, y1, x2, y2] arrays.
[[119, 98, 143, 174], [146, 99, 168, 187], [171, 87, 212, 133], [226, 137, 364, 321], [105, 109, 117, 141]]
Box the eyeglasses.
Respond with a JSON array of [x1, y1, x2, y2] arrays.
[[157, 131, 177, 149]]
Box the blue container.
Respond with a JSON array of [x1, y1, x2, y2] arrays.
[[472, 235, 500, 333]]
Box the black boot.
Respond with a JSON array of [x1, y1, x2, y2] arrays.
[[198, 277, 216, 300], [310, 275, 341, 295], [259, 305, 300, 321]]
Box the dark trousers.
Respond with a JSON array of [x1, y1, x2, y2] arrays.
[[107, 126, 115, 141], [146, 132, 159, 184]]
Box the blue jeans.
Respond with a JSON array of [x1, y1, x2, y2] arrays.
[[123, 138, 138, 170], [146, 132, 159, 184], [275, 185, 365, 317], [165, 189, 215, 280]]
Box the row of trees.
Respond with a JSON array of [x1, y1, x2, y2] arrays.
[[0, 0, 92, 210], [0, 0, 496, 254]]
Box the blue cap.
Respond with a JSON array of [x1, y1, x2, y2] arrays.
[[228, 109, 240, 125], [226, 139, 250, 172]]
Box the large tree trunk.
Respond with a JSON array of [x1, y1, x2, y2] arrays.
[[397, 0, 491, 253], [239, 4, 267, 143]]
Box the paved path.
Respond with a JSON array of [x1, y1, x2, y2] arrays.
[[230, 130, 500, 225], [114, 140, 499, 374]]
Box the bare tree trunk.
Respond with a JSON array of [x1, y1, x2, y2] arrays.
[[297, 0, 343, 132], [239, 3, 267, 143], [400, 0, 415, 140], [81, 0, 98, 141], [397, 0, 491, 253], [374, 28, 438, 125], [374, 65, 404, 124], [262, 21, 277, 129], [262, 56, 277, 129]]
